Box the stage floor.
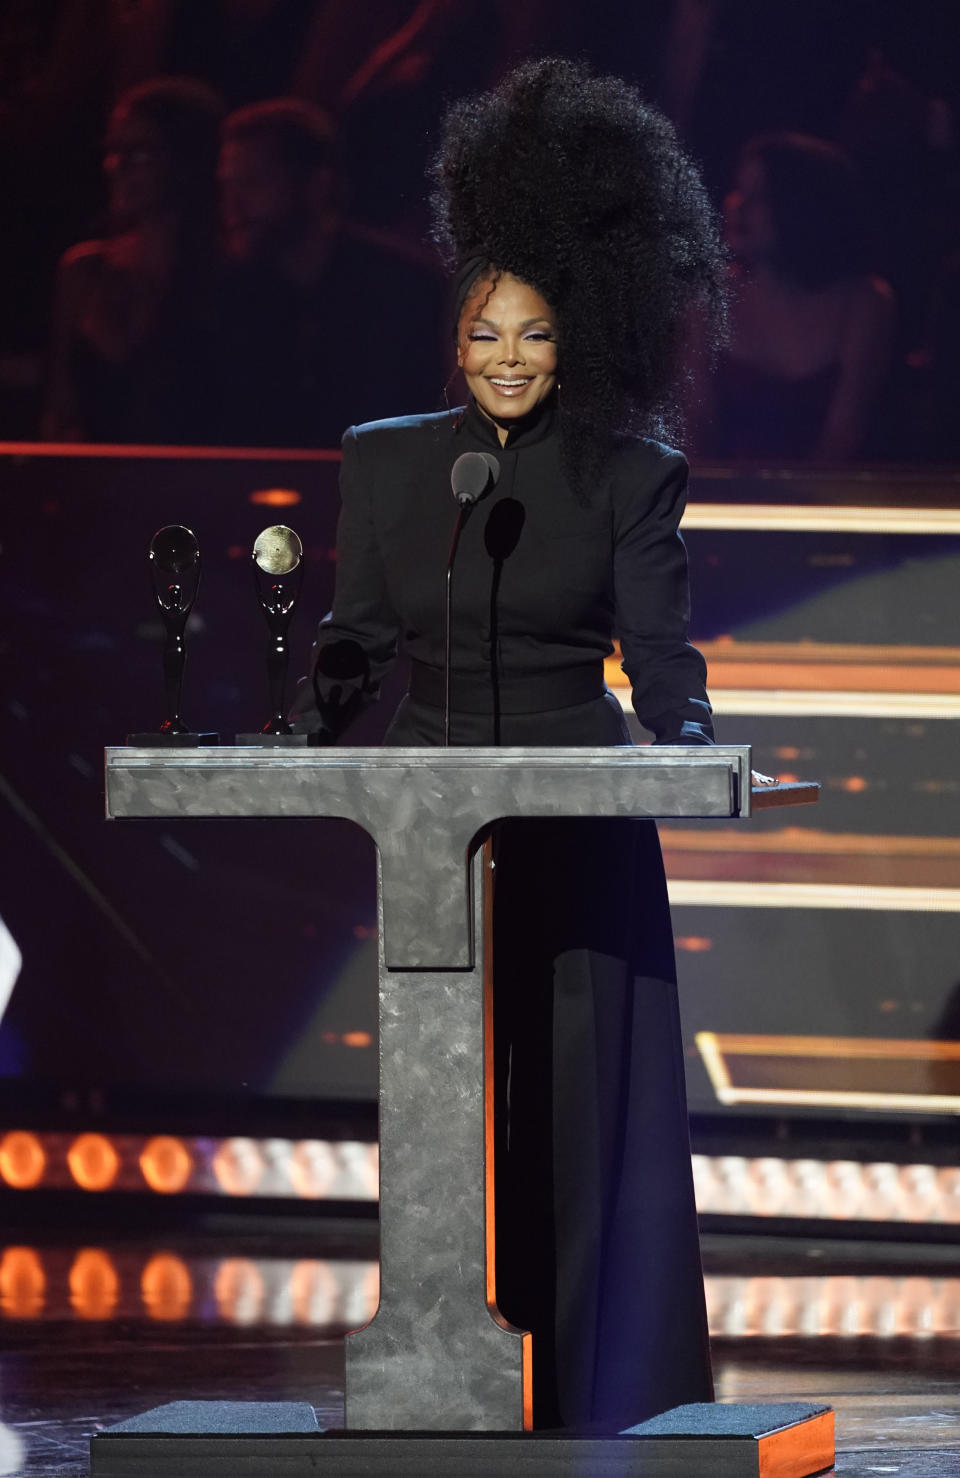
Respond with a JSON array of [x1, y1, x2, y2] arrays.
[[1, 1223, 959, 1476]]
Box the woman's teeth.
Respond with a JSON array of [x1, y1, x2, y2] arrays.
[[490, 377, 532, 393]]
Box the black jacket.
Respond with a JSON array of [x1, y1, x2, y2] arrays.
[[293, 398, 713, 744]]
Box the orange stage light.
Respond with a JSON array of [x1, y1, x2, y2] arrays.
[[212, 1138, 264, 1195], [141, 1253, 193, 1321], [0, 1247, 46, 1318], [67, 1134, 120, 1191], [214, 1257, 266, 1325], [0, 1131, 46, 1189], [139, 1136, 193, 1194], [69, 1249, 120, 1320], [249, 487, 302, 507]]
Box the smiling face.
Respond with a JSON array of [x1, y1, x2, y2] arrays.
[[457, 272, 558, 437]]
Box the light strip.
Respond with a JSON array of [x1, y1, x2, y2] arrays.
[[0, 1130, 379, 1199], [4, 1131, 960, 1227], [692, 1154, 960, 1224], [667, 880, 960, 911], [706, 1274, 960, 1339], [1, 1244, 957, 1337], [614, 687, 960, 719], [701, 1033, 960, 1060], [0, 439, 338, 462], [683, 503, 960, 534], [708, 1087, 960, 1113], [660, 829, 960, 859]]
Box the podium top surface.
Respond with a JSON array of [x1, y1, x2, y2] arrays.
[[103, 744, 817, 967], [106, 742, 749, 768]]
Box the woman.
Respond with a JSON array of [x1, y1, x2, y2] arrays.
[[691, 131, 895, 461], [44, 76, 224, 444], [292, 58, 725, 1431]]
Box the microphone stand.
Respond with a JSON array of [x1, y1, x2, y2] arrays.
[[443, 500, 473, 746]]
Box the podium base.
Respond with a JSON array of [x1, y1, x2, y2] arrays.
[[90, 1401, 834, 1478], [125, 732, 220, 746]]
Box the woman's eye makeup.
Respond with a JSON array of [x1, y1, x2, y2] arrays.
[[466, 329, 555, 342]]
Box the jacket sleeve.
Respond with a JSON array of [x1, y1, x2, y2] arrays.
[[290, 424, 401, 738], [613, 447, 714, 745]]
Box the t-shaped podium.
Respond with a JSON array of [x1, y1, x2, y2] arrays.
[[93, 745, 831, 1477]]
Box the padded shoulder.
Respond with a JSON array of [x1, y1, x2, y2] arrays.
[[350, 408, 463, 447]]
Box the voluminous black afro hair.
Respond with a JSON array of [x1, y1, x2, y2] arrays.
[[429, 57, 726, 486]]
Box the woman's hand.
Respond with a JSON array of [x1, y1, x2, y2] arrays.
[[751, 769, 778, 787]]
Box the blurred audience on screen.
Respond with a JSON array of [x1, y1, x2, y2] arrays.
[[0, 0, 950, 460], [43, 76, 225, 444], [689, 133, 896, 461], [212, 97, 445, 446]]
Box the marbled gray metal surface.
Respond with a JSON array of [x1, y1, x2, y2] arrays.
[[105, 746, 750, 971], [103, 745, 751, 1431], [346, 850, 528, 1431]]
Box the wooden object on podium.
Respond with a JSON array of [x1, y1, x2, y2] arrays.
[[93, 745, 827, 1477]]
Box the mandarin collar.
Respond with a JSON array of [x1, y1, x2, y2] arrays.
[[459, 394, 558, 451]]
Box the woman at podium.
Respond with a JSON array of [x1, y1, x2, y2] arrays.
[[293, 58, 725, 1432]]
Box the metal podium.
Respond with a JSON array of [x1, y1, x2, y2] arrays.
[[92, 745, 831, 1477]]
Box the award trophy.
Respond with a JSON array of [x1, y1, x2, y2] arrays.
[[127, 525, 219, 747], [236, 524, 312, 746]]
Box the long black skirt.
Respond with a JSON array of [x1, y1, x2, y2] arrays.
[[385, 692, 713, 1431]]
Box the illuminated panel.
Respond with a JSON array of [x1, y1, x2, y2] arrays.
[[682, 504, 960, 534], [606, 640, 960, 719], [661, 828, 960, 892], [669, 880, 960, 911], [697, 1033, 960, 1113]]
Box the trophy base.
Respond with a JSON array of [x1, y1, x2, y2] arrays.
[[234, 732, 321, 747], [126, 732, 220, 747]]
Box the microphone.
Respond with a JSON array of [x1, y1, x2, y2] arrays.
[[444, 452, 501, 743], [450, 451, 500, 506]]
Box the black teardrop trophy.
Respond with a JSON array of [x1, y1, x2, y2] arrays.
[[236, 524, 313, 746], [127, 525, 219, 746]]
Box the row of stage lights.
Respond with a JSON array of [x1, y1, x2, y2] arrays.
[[1, 1245, 958, 1341], [691, 1154, 960, 1223], [0, 1130, 378, 1200], [4, 1131, 960, 1224]]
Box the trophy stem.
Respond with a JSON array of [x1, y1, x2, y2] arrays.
[[127, 528, 219, 747], [237, 529, 307, 746], [159, 586, 189, 735], [263, 623, 292, 736]]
